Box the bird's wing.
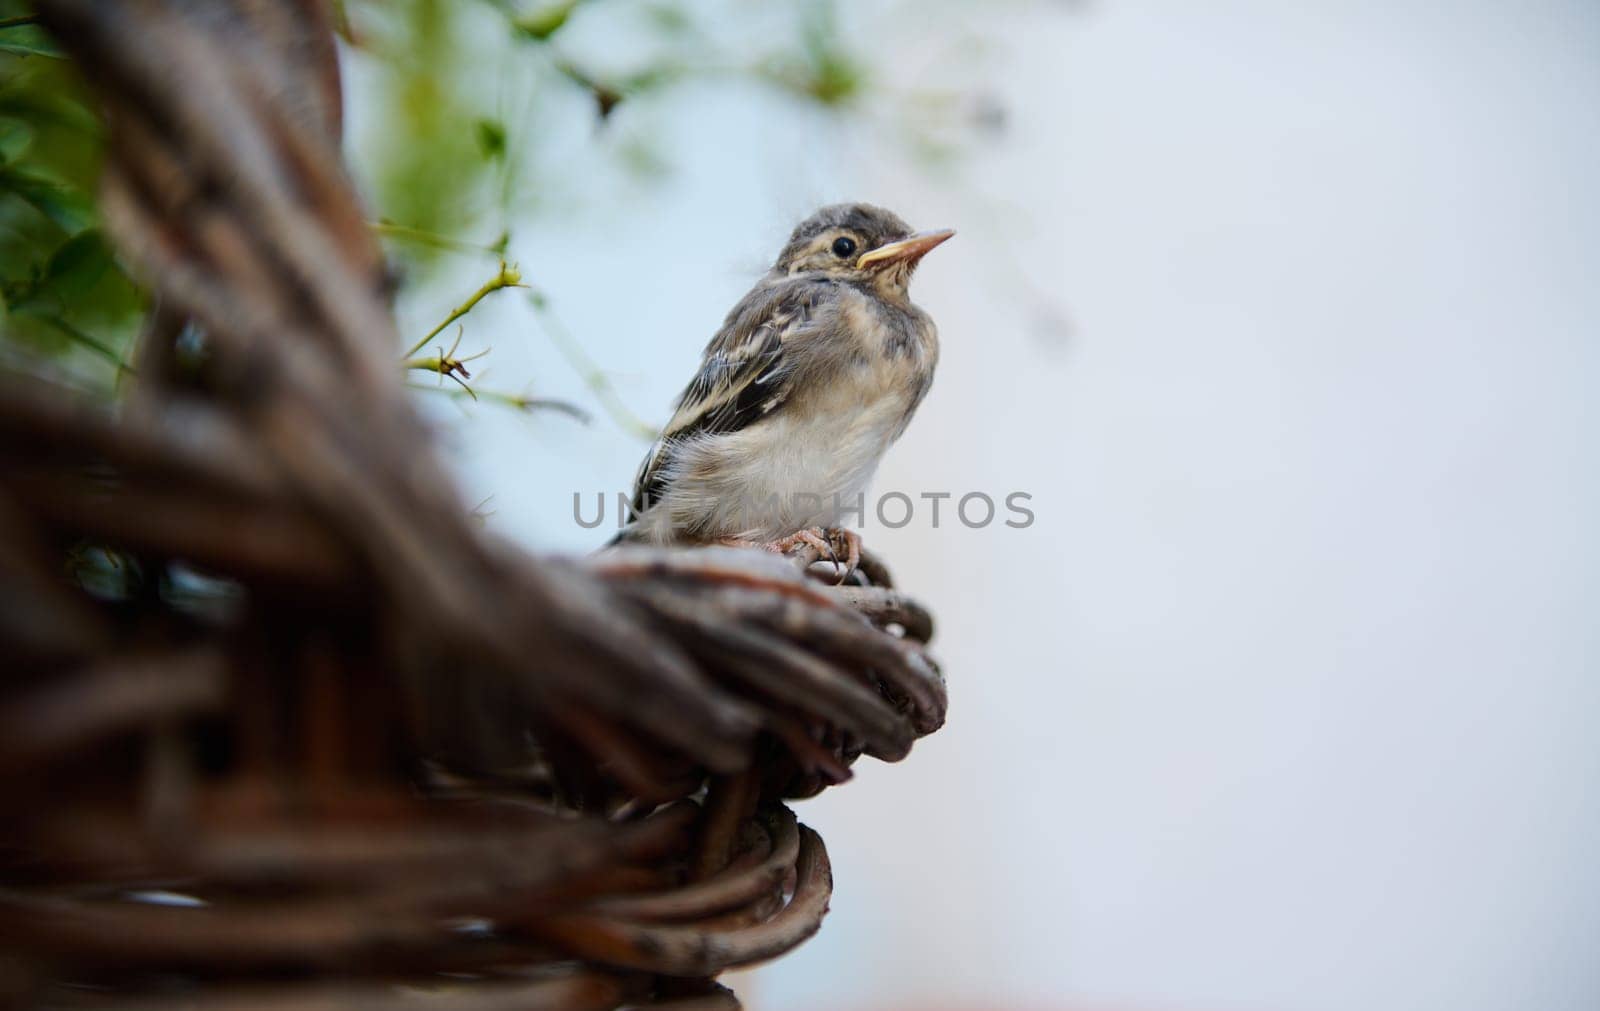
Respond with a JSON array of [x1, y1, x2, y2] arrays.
[[630, 278, 827, 516]]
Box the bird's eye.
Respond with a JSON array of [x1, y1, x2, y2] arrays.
[[831, 236, 857, 258]]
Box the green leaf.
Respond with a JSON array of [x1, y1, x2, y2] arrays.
[[0, 40, 62, 59], [1, 305, 70, 355], [39, 228, 115, 299], [0, 86, 100, 136], [0, 119, 33, 162], [0, 21, 64, 59], [0, 163, 92, 232], [4, 228, 143, 367], [10, 307, 129, 371]]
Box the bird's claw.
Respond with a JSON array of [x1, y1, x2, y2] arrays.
[[769, 527, 862, 584]]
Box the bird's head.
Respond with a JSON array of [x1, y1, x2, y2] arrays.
[[774, 203, 953, 297]]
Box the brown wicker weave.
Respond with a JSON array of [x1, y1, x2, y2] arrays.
[[0, 2, 946, 1007]]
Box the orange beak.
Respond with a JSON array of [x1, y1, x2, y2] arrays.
[[856, 229, 955, 270]]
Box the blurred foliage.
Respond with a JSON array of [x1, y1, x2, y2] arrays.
[[351, 0, 495, 264], [769, 1, 862, 105], [345, 0, 889, 277], [0, 0, 997, 404], [0, 4, 144, 384]]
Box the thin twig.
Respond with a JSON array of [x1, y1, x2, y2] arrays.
[[529, 290, 658, 440], [407, 381, 591, 423], [401, 261, 525, 359], [401, 324, 487, 399]]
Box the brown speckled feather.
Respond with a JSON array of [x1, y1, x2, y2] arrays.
[[631, 276, 835, 516]]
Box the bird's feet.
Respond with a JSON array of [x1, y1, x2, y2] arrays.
[[713, 527, 862, 583], [770, 527, 862, 584]]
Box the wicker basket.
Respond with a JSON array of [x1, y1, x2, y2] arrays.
[[0, 3, 946, 1007]]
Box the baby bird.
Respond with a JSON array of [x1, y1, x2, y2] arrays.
[[614, 203, 952, 577]]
